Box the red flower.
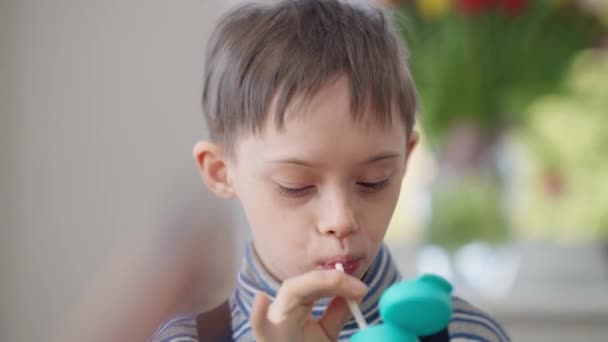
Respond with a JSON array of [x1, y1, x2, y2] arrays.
[[497, 0, 528, 16], [456, 0, 493, 15], [457, 0, 528, 16]]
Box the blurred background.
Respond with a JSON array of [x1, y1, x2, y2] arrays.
[[1, 0, 607, 341], [382, 0, 608, 340]]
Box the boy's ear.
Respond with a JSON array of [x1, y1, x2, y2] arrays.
[[193, 141, 236, 199], [407, 130, 420, 155], [404, 130, 420, 170]]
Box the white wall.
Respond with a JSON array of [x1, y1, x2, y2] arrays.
[[3, 0, 248, 340], [1, 0, 15, 338]]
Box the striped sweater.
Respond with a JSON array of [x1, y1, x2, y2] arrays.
[[151, 244, 510, 342]]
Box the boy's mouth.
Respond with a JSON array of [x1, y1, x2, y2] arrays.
[[321, 257, 362, 275]]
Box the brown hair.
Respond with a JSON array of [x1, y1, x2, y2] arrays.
[[202, 0, 417, 154]]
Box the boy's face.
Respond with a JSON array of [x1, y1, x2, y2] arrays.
[[198, 77, 417, 282]]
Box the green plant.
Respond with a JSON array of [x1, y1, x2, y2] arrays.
[[396, 0, 601, 146]]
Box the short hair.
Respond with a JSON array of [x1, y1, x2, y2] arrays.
[[202, 0, 417, 153]]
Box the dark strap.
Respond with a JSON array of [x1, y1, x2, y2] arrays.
[[195, 300, 450, 342], [196, 300, 233, 342], [420, 328, 451, 342]]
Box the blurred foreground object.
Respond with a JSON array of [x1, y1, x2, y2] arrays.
[[60, 187, 243, 342]]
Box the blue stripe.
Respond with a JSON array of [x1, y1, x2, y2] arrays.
[[452, 297, 509, 341], [312, 308, 326, 317], [152, 316, 195, 338], [234, 289, 251, 318], [449, 332, 491, 342], [362, 247, 389, 302], [362, 246, 386, 288], [159, 333, 198, 342], [339, 329, 356, 340], [341, 313, 383, 337], [451, 317, 506, 342], [385, 271, 399, 292], [363, 255, 399, 302], [343, 308, 381, 330], [453, 306, 510, 341], [230, 295, 239, 315], [231, 319, 249, 338], [237, 272, 259, 297], [161, 322, 196, 330], [231, 304, 240, 318], [232, 321, 251, 341], [245, 244, 277, 297], [234, 326, 251, 340], [453, 310, 509, 341]]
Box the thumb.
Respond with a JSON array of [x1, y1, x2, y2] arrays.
[[318, 297, 354, 340]]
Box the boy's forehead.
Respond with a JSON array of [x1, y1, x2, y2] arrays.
[[265, 76, 402, 135], [236, 81, 407, 163]]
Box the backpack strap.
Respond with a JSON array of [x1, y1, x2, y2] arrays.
[[195, 300, 233, 342], [420, 328, 451, 342]]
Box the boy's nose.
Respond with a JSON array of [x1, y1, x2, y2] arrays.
[[317, 193, 358, 238]]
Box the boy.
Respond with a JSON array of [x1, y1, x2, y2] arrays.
[[153, 0, 510, 341]]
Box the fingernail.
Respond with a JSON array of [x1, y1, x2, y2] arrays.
[[267, 304, 286, 324]]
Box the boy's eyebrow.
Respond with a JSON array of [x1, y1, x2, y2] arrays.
[[364, 152, 401, 164], [267, 158, 318, 167], [268, 152, 402, 167]]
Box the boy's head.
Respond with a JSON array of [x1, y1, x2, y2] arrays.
[[194, 0, 419, 282]]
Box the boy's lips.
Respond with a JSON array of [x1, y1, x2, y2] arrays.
[[321, 256, 362, 275]]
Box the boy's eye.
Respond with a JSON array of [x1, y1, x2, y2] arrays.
[[278, 185, 315, 198], [357, 178, 390, 193]]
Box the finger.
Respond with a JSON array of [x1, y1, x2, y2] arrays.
[[318, 297, 353, 340], [281, 270, 367, 302], [251, 292, 272, 339], [268, 270, 366, 324]]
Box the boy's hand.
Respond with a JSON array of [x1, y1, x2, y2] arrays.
[[250, 270, 367, 342]]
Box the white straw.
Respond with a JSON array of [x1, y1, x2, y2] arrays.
[[335, 263, 368, 329]]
